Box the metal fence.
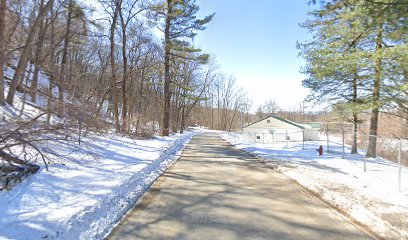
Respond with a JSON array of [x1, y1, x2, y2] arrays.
[[233, 125, 408, 192], [324, 128, 408, 166], [326, 131, 408, 192], [238, 128, 407, 167]]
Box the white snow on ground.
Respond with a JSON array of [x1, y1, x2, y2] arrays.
[[1, 61, 205, 240], [221, 132, 408, 240], [0, 131, 197, 240], [0, 88, 199, 239]]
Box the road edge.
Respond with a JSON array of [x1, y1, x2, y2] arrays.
[[91, 132, 199, 240], [220, 135, 384, 240]]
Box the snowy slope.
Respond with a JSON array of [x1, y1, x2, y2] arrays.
[[221, 132, 408, 240], [4, 62, 61, 107], [2, 63, 63, 123], [0, 130, 196, 240], [1, 63, 200, 239]]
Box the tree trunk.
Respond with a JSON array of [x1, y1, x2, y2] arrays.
[[180, 103, 185, 134], [217, 87, 220, 129], [351, 65, 358, 154], [19, 64, 33, 117], [161, 0, 172, 136], [110, 3, 120, 132], [46, 0, 54, 124], [135, 57, 149, 134], [352, 113, 358, 154], [96, 88, 109, 118], [0, 0, 6, 105], [211, 93, 214, 129], [228, 109, 238, 132], [366, 19, 383, 158], [173, 73, 182, 133], [6, 0, 52, 105], [30, 66, 40, 102], [29, 0, 46, 103], [58, 0, 73, 117], [119, 9, 128, 132]]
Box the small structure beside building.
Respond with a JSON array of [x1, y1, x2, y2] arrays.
[[242, 115, 320, 143]]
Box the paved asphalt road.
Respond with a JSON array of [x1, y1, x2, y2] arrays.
[[108, 133, 374, 240]]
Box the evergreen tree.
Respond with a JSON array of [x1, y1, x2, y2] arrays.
[[299, 0, 370, 153], [151, 0, 214, 136], [358, 0, 407, 157], [299, 0, 408, 156]]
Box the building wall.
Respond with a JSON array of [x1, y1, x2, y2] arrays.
[[243, 130, 319, 144], [304, 129, 319, 141], [243, 129, 305, 143], [242, 117, 320, 143]]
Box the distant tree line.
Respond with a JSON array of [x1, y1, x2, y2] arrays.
[[0, 0, 249, 136]]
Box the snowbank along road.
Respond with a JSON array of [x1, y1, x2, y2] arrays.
[[108, 133, 375, 240]]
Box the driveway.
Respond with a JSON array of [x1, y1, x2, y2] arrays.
[[108, 133, 374, 240]]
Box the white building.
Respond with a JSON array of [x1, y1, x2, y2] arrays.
[[242, 115, 320, 143]]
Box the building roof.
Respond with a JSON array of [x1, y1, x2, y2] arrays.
[[243, 115, 306, 130]]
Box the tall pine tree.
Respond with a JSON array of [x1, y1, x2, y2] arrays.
[[151, 0, 214, 136], [299, 0, 370, 153], [300, 0, 408, 157]]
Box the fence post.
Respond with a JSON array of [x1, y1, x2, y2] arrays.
[[326, 123, 329, 153], [302, 130, 305, 150], [363, 144, 367, 172], [272, 132, 275, 149], [342, 128, 345, 159], [398, 139, 402, 192]]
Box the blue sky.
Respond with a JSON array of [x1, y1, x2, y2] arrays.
[[195, 0, 313, 112]]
